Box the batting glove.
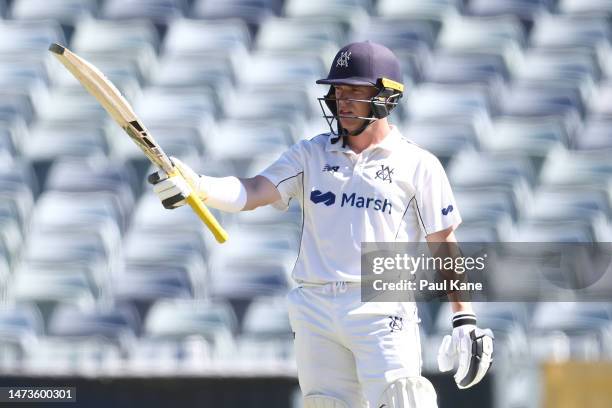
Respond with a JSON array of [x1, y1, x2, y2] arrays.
[[437, 311, 494, 389], [148, 157, 204, 209]]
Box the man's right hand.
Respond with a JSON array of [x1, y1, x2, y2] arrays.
[[148, 157, 204, 210]]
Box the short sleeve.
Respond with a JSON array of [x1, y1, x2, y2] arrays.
[[258, 141, 305, 210], [415, 154, 462, 235]]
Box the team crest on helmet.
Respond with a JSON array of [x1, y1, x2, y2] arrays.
[[336, 51, 351, 68]]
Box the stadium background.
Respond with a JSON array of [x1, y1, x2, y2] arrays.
[[1, 0, 612, 407]]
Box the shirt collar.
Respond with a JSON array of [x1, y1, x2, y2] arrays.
[[325, 125, 402, 153]]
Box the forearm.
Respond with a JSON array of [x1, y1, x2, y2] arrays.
[[239, 175, 282, 211]]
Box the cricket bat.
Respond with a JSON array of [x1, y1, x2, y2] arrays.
[[49, 43, 228, 243]]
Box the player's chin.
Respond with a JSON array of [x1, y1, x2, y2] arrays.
[[339, 117, 363, 133]]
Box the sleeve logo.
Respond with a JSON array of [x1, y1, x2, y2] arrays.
[[441, 205, 454, 215]]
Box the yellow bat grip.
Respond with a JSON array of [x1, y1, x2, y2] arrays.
[[185, 193, 228, 243], [166, 168, 228, 243]]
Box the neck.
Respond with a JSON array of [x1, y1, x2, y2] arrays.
[[346, 119, 391, 154]]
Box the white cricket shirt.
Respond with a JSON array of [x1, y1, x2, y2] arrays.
[[259, 126, 462, 283]]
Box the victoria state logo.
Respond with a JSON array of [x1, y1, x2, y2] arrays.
[[336, 51, 351, 67]]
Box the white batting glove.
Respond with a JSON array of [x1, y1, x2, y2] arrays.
[[437, 311, 494, 389], [148, 157, 205, 209]]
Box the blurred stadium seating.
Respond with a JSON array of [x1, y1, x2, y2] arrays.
[[0, 2, 611, 407]]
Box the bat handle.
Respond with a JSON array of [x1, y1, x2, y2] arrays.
[[185, 193, 229, 243]]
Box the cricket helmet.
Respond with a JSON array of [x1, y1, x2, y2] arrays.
[[316, 41, 404, 140]]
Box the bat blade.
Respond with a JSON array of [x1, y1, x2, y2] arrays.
[[49, 43, 228, 243]]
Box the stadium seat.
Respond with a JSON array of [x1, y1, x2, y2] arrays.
[[152, 53, 236, 90], [437, 14, 526, 52], [48, 304, 140, 344], [423, 50, 509, 87], [513, 50, 600, 89], [123, 230, 208, 296], [44, 158, 137, 222], [558, 0, 612, 16], [163, 18, 251, 55], [0, 91, 33, 124], [237, 52, 325, 87], [539, 148, 612, 188], [588, 81, 612, 116], [71, 19, 159, 78], [242, 296, 291, 338], [576, 118, 612, 150], [256, 18, 343, 61], [283, 0, 370, 34], [464, 0, 553, 26], [481, 116, 569, 165], [223, 86, 312, 124], [101, 0, 185, 25], [23, 121, 110, 161], [72, 19, 160, 53], [35, 88, 110, 125], [113, 262, 196, 321], [403, 117, 480, 166], [499, 82, 584, 137], [377, 0, 461, 25], [530, 15, 611, 51], [405, 83, 495, 120], [0, 57, 49, 95], [525, 186, 611, 223], [0, 20, 65, 55], [24, 336, 123, 373], [529, 302, 612, 360], [10, 0, 97, 26], [10, 264, 99, 325], [191, 0, 277, 37], [206, 119, 295, 176], [128, 336, 211, 373], [144, 299, 238, 359], [135, 86, 219, 125]]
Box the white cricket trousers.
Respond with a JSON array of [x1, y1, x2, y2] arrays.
[[288, 281, 431, 407]]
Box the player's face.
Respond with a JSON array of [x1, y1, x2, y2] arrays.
[[334, 85, 378, 132]]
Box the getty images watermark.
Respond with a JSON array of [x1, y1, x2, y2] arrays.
[[361, 242, 612, 302]]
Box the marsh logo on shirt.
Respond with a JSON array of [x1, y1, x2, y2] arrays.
[[310, 190, 336, 206]]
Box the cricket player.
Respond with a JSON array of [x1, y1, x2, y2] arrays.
[[149, 41, 494, 407]]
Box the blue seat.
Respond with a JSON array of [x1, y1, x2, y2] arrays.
[[558, 0, 612, 16], [45, 158, 137, 220], [424, 51, 509, 86], [48, 304, 140, 343], [242, 296, 291, 338], [447, 150, 536, 195], [482, 116, 569, 163], [514, 50, 600, 88], [113, 262, 196, 321], [283, 0, 371, 34], [403, 118, 480, 165], [0, 58, 48, 94], [144, 299, 238, 359], [10, 0, 97, 26], [255, 18, 342, 63], [406, 83, 494, 120], [135, 86, 219, 125], [238, 52, 325, 87], [576, 118, 612, 150], [0, 304, 44, 338], [437, 14, 526, 52], [377, 0, 461, 25], [540, 148, 612, 188], [191, 0, 278, 37], [465, 0, 553, 25], [530, 15, 610, 51], [0, 92, 33, 124], [163, 18, 251, 55], [101, 0, 185, 25], [23, 121, 109, 161], [588, 81, 612, 116], [0, 20, 65, 55], [72, 18, 159, 56]]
